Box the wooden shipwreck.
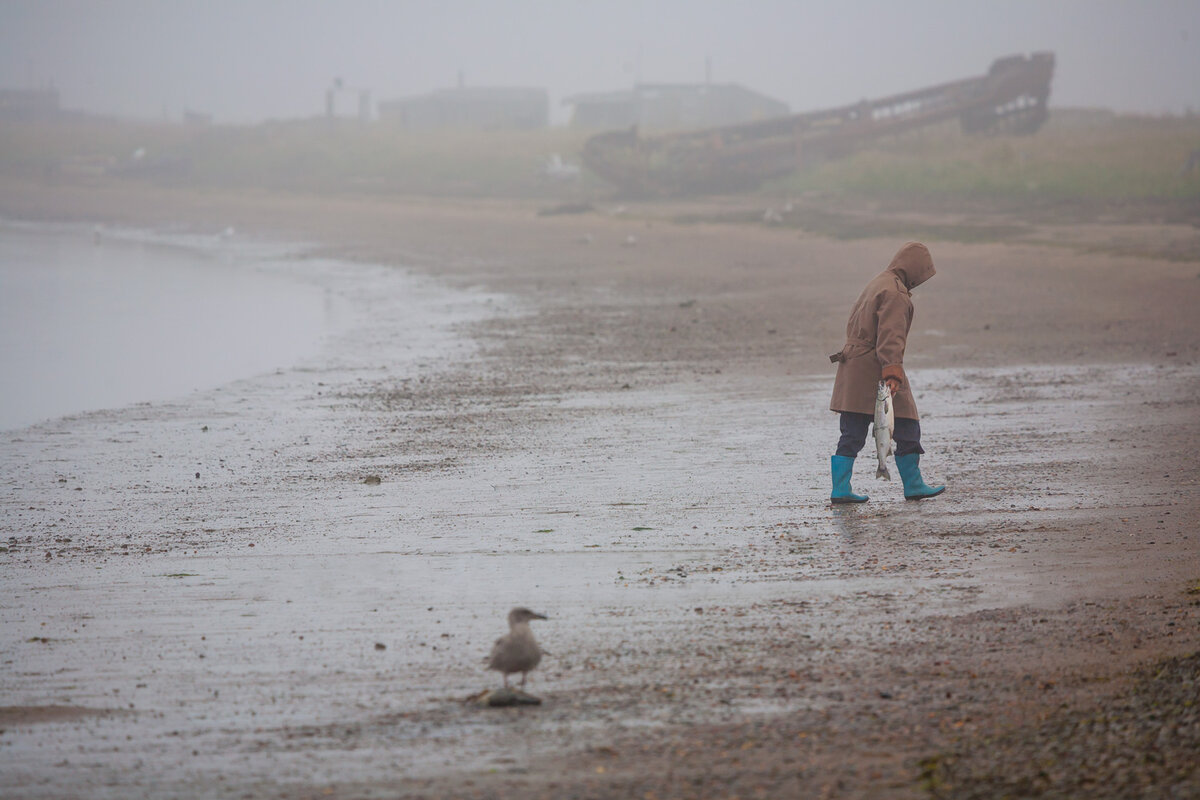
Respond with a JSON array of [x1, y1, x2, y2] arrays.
[[581, 53, 1055, 196]]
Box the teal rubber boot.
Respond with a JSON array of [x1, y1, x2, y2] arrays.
[[830, 455, 869, 504], [895, 453, 945, 500]]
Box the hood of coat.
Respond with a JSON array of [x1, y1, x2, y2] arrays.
[[887, 242, 935, 290]]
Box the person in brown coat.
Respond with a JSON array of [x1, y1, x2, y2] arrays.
[[828, 242, 945, 503]]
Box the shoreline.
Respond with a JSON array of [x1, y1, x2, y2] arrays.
[[3, 179, 1199, 375], [0, 219, 346, 431], [1, 179, 1198, 798]]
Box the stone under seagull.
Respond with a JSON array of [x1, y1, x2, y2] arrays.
[[487, 607, 547, 688]]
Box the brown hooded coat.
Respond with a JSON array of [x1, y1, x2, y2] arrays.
[[829, 242, 936, 419]]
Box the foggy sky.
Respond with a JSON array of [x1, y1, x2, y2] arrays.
[[1, 0, 1197, 125]]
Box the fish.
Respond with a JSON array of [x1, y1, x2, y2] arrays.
[[874, 381, 894, 480]]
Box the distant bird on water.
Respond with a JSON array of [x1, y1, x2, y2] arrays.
[[487, 607, 547, 688]]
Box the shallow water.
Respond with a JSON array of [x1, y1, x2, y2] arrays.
[[0, 222, 337, 431]]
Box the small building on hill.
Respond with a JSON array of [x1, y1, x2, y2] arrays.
[[379, 86, 549, 131], [564, 83, 789, 131]]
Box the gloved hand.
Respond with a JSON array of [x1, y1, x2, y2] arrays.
[[881, 364, 906, 396]]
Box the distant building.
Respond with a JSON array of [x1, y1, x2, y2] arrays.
[[326, 79, 371, 124], [564, 83, 789, 131], [183, 110, 213, 127], [379, 86, 549, 131], [0, 87, 60, 120]]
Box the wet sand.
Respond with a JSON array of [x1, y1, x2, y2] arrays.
[[1, 180, 1198, 798]]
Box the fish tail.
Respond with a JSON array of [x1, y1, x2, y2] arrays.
[[876, 464, 890, 481]]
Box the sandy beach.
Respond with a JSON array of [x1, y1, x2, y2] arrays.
[[1, 178, 1198, 799]]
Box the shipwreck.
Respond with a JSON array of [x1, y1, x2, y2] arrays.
[[581, 52, 1055, 197]]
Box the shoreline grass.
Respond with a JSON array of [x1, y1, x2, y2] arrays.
[[2, 109, 1197, 216]]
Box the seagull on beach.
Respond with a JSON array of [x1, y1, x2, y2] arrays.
[[487, 607, 547, 688]]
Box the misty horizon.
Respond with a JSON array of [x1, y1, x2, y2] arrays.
[[2, 0, 1198, 127]]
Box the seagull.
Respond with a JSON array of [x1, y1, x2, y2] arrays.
[[487, 607, 547, 688]]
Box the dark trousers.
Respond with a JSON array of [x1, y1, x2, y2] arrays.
[[836, 412, 924, 458]]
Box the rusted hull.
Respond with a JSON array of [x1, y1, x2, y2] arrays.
[[583, 53, 1055, 197]]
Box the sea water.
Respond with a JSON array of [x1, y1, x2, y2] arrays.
[[0, 221, 334, 431]]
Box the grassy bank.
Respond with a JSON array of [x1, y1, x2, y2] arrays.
[[2, 109, 1198, 217], [762, 110, 1200, 219], [0, 117, 598, 199]]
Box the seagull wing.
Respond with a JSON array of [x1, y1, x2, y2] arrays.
[[487, 634, 509, 670]]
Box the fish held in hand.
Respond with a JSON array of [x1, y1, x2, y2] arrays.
[[874, 382, 895, 480]]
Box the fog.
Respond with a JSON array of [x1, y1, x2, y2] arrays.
[[1, 0, 1197, 125]]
